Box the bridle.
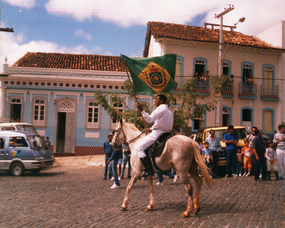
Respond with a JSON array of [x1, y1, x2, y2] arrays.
[[113, 122, 145, 147]]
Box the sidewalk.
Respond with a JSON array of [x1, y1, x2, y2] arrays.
[[54, 155, 105, 166]]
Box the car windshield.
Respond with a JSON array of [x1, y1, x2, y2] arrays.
[[16, 125, 37, 133], [27, 135, 48, 149], [207, 129, 247, 141]]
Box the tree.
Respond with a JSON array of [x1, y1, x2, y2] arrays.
[[94, 75, 229, 130]]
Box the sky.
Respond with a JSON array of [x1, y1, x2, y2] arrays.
[[0, 0, 285, 73]]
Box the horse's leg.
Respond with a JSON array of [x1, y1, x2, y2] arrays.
[[179, 172, 194, 217], [121, 172, 140, 211], [146, 175, 154, 211], [189, 162, 203, 214]]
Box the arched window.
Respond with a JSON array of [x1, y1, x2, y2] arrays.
[[192, 107, 207, 131], [33, 98, 47, 126], [193, 57, 207, 78], [241, 62, 254, 82], [86, 101, 100, 129]]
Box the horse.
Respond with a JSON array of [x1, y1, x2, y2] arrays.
[[111, 120, 214, 217]]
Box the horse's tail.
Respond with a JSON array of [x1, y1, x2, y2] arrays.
[[192, 142, 215, 188]]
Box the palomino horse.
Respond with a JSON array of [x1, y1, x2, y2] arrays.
[[111, 121, 214, 217]]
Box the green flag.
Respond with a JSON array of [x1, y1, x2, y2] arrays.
[[120, 54, 177, 95]]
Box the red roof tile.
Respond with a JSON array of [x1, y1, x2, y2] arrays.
[[12, 52, 128, 72], [143, 21, 284, 57]]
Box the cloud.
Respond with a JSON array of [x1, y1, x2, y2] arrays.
[[3, 0, 36, 8], [44, 0, 285, 37], [74, 29, 92, 41], [0, 32, 102, 72]]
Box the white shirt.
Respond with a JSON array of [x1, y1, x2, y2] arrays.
[[141, 104, 173, 132]]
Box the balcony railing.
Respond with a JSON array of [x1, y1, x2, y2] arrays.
[[196, 80, 209, 93], [223, 82, 234, 96], [261, 84, 279, 99], [239, 82, 257, 98]]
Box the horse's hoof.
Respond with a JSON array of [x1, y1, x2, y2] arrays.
[[181, 211, 190, 217], [145, 206, 153, 211], [121, 207, 128, 211], [194, 206, 201, 215]]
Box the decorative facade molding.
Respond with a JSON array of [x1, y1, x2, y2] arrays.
[[6, 90, 27, 102], [29, 91, 51, 103]]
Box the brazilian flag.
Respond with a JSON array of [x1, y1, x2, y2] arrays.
[[120, 54, 177, 95]]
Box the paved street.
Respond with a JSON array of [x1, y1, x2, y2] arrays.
[[0, 156, 284, 228]]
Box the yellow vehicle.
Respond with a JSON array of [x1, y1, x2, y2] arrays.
[[195, 126, 247, 167]]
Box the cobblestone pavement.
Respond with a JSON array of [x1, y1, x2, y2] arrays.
[[0, 158, 284, 228]]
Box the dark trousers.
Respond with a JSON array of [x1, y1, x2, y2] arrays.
[[254, 156, 267, 180], [104, 155, 112, 179], [226, 149, 236, 176], [212, 150, 219, 175]]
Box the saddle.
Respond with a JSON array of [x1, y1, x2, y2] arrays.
[[145, 132, 172, 173]]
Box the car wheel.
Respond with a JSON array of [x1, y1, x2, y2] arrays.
[[11, 162, 25, 176], [31, 169, 41, 175]]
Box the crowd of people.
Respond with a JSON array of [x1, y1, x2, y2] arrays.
[[198, 125, 285, 181]]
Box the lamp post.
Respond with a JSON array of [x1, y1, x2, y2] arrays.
[[205, 5, 245, 126]]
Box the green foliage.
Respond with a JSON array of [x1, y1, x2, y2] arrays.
[[94, 75, 229, 129]]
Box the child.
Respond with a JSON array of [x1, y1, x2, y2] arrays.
[[202, 142, 213, 178], [266, 140, 279, 180], [241, 139, 253, 177], [196, 138, 204, 153], [236, 148, 243, 177]]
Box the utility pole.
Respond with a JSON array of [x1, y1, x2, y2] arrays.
[[205, 5, 245, 126]]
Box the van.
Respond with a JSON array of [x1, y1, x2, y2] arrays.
[[0, 131, 55, 176], [0, 122, 38, 133], [195, 126, 248, 167]]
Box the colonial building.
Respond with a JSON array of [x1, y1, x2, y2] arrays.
[[1, 21, 285, 155], [143, 21, 285, 135], [0, 53, 143, 155]]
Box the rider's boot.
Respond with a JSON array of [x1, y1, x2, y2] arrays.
[[140, 156, 154, 177]]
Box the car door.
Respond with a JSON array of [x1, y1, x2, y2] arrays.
[[0, 137, 6, 170]]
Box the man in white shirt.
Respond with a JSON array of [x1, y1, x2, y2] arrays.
[[136, 94, 173, 177]]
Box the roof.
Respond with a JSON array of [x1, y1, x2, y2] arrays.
[[12, 52, 129, 72], [143, 21, 284, 57]]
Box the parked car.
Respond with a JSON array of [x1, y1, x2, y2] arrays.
[[0, 122, 38, 133], [0, 131, 55, 176], [195, 126, 248, 167]]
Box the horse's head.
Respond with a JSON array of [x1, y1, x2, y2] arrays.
[[111, 119, 126, 149]]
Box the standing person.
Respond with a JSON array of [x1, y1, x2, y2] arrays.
[[121, 141, 131, 179], [241, 139, 253, 177], [223, 125, 238, 178], [252, 129, 267, 181], [245, 127, 257, 170], [205, 129, 221, 178], [204, 71, 209, 81], [45, 137, 51, 146], [266, 140, 279, 181], [196, 138, 204, 153], [273, 124, 285, 180], [107, 144, 123, 189], [136, 94, 173, 177], [202, 142, 213, 178], [103, 133, 114, 180]]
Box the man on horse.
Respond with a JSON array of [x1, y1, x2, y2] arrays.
[[136, 94, 173, 177]]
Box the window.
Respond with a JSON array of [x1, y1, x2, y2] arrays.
[[263, 65, 274, 90], [263, 108, 274, 134], [0, 138, 5, 149], [222, 107, 230, 126], [33, 98, 46, 126], [10, 98, 22, 122], [193, 57, 207, 78], [110, 103, 124, 129], [9, 137, 28, 147], [86, 101, 100, 129], [193, 113, 204, 130], [242, 62, 254, 82], [222, 60, 231, 76]]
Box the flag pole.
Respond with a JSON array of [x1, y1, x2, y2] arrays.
[[125, 69, 149, 133]]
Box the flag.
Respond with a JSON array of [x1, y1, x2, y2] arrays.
[[120, 54, 177, 95]]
